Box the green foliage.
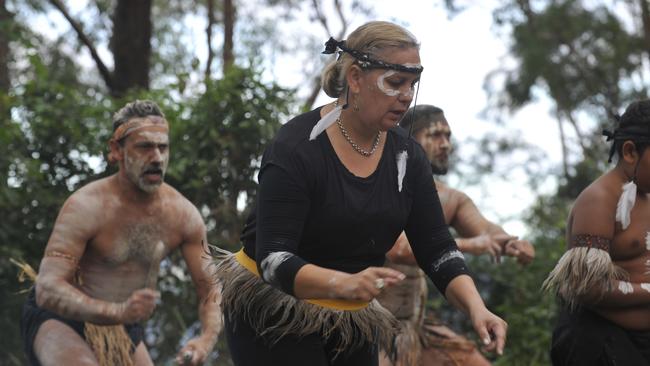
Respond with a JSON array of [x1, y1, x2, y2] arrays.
[[0, 10, 293, 364], [167, 65, 294, 249]]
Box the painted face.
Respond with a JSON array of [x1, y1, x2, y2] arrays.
[[414, 120, 451, 174], [121, 123, 170, 193], [357, 47, 421, 130]]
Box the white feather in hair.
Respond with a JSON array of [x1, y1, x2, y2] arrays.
[[309, 105, 342, 141], [616, 181, 637, 230]]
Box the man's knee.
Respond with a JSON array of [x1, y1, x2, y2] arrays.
[[34, 319, 98, 366]]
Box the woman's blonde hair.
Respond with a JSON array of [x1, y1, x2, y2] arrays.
[[321, 21, 420, 98]]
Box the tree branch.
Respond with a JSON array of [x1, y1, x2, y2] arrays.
[[205, 0, 216, 80], [48, 0, 114, 92], [302, 0, 349, 111], [639, 0, 650, 64], [222, 0, 234, 73]]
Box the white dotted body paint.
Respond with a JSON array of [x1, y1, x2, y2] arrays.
[[618, 281, 634, 294], [641, 283, 650, 293], [260, 251, 293, 285], [645, 232, 650, 251]]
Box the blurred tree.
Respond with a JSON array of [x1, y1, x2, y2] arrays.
[[0, 0, 296, 364], [432, 1, 650, 364]]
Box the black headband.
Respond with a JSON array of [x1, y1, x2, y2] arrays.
[[603, 120, 650, 162], [322, 37, 423, 74]]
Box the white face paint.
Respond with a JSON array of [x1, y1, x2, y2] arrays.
[[618, 281, 634, 294], [122, 129, 170, 193], [375, 63, 421, 98], [645, 232, 650, 250], [641, 283, 650, 293], [260, 251, 294, 285]]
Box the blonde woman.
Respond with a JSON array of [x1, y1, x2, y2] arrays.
[[215, 21, 507, 366]]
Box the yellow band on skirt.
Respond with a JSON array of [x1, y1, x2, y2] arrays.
[[234, 249, 369, 311]]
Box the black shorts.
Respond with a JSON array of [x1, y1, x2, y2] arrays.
[[20, 288, 144, 366], [551, 307, 650, 366]]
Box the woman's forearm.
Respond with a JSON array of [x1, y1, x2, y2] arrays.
[[444, 274, 485, 315]]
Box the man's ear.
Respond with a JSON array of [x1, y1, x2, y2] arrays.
[[346, 64, 364, 94], [107, 139, 124, 164], [622, 140, 639, 164]]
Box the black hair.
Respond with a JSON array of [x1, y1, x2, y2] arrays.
[[399, 104, 446, 136], [112, 100, 165, 132], [604, 100, 650, 162]]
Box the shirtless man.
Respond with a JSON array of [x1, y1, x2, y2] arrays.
[[20, 100, 221, 366], [378, 105, 534, 366], [545, 99, 650, 365]]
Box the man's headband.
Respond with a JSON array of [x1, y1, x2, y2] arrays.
[[603, 118, 650, 162], [322, 37, 423, 74], [108, 116, 168, 164], [112, 116, 168, 142]]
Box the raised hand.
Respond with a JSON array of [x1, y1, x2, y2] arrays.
[[504, 239, 535, 265]]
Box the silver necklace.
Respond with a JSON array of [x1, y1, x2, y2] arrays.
[[336, 113, 381, 157]]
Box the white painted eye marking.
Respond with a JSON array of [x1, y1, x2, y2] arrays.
[[641, 283, 650, 293], [645, 232, 650, 250], [376, 70, 399, 96], [618, 281, 634, 294]]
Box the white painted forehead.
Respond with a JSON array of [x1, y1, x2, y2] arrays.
[[133, 130, 169, 142]]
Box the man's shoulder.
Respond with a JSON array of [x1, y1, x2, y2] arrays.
[[571, 174, 620, 219], [160, 184, 201, 217], [575, 175, 619, 206], [70, 177, 113, 202]]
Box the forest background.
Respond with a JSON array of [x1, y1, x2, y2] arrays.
[[1, 0, 649, 365]]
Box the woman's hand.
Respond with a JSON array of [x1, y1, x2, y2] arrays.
[[470, 306, 508, 356], [331, 267, 405, 302]]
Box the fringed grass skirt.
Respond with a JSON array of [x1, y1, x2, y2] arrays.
[[212, 249, 400, 358]]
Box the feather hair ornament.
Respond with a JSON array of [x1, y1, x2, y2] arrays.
[[616, 180, 637, 230], [396, 151, 408, 192], [309, 105, 342, 141]]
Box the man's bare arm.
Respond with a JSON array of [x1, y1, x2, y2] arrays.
[[176, 204, 221, 365], [450, 188, 534, 263], [35, 193, 155, 324], [545, 186, 650, 308]]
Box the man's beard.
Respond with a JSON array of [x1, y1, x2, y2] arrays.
[[430, 162, 448, 175], [124, 153, 166, 193]]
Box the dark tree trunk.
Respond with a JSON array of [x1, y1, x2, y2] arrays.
[[639, 0, 650, 64], [223, 0, 234, 73], [110, 0, 152, 96], [0, 0, 11, 94], [0, 0, 11, 120], [205, 0, 216, 80]]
